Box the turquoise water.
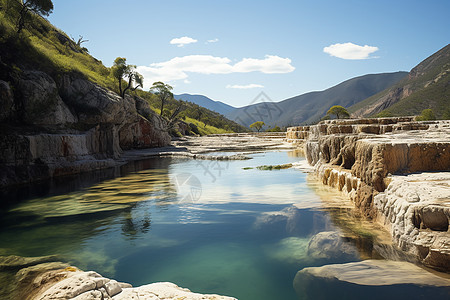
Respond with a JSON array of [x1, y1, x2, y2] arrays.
[[0, 151, 446, 299]]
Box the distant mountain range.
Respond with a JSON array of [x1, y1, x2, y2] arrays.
[[225, 72, 407, 127], [350, 44, 450, 118], [174, 93, 236, 116], [176, 44, 449, 128]]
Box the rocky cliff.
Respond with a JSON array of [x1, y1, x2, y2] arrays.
[[287, 118, 450, 271], [0, 70, 170, 188]]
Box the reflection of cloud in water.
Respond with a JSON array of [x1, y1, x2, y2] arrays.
[[253, 206, 335, 236], [196, 183, 325, 207], [264, 237, 311, 264]]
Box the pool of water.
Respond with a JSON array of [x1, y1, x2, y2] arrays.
[[0, 150, 443, 299]]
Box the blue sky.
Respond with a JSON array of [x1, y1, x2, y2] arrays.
[[49, 0, 450, 107]]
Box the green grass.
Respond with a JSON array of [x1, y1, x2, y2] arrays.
[[376, 71, 450, 119], [0, 1, 247, 133], [184, 117, 229, 135], [0, 1, 116, 91]]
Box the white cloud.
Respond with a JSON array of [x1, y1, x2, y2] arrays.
[[323, 42, 379, 60], [170, 36, 198, 47], [184, 79, 191, 84], [137, 54, 294, 88], [226, 84, 264, 89], [206, 38, 219, 44]]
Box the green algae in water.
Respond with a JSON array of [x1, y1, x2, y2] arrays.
[[256, 163, 293, 170]]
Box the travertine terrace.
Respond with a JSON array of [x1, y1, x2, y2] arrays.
[[287, 117, 450, 270]]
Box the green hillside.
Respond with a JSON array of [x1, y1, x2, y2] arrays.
[[0, 0, 246, 135], [350, 44, 450, 119]]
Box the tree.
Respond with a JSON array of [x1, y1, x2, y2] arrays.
[[250, 121, 265, 132], [111, 57, 143, 98], [326, 105, 350, 119], [150, 81, 173, 116], [416, 109, 436, 121], [17, 0, 54, 33]]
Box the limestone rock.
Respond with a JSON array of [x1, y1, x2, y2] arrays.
[[294, 260, 450, 300], [60, 75, 135, 125], [0, 80, 14, 121], [104, 280, 122, 297], [288, 118, 450, 270], [307, 231, 359, 262], [374, 172, 450, 270], [30, 269, 237, 300], [35, 272, 98, 299], [72, 290, 104, 300], [114, 282, 237, 300], [16, 71, 76, 125], [0, 72, 170, 188]]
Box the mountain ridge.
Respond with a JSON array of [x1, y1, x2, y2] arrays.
[[174, 93, 236, 116], [225, 72, 408, 127], [350, 44, 450, 118]]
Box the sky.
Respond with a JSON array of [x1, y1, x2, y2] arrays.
[[48, 0, 450, 107]]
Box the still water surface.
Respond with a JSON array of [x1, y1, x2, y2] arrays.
[[0, 151, 442, 299]]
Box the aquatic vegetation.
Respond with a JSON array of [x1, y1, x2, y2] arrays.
[[256, 163, 293, 170]]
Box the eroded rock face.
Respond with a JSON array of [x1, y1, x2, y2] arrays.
[[293, 260, 450, 300], [0, 80, 14, 122], [0, 71, 170, 187], [60, 75, 135, 125], [287, 118, 450, 270], [374, 173, 450, 271], [16, 71, 77, 125]]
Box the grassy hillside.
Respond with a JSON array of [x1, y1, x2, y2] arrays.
[[0, 0, 116, 89], [135, 91, 247, 134], [350, 44, 450, 119], [0, 0, 245, 135], [174, 94, 236, 116]]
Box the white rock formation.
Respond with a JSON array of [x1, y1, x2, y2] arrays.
[[33, 269, 237, 300], [294, 260, 450, 299]]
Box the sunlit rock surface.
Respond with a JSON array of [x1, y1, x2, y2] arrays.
[[0, 71, 170, 188], [0, 255, 236, 300], [287, 118, 450, 270], [294, 260, 450, 300], [32, 269, 236, 300], [374, 172, 450, 271]]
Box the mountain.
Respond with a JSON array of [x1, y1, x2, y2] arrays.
[[175, 93, 236, 115], [350, 44, 450, 118], [226, 72, 408, 127]]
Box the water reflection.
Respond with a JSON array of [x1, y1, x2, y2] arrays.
[[0, 151, 446, 300]]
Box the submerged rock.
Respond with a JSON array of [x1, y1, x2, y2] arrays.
[[294, 260, 450, 300], [0, 255, 59, 271], [307, 231, 359, 262]]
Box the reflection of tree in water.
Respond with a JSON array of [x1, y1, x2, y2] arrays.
[[121, 206, 151, 239]]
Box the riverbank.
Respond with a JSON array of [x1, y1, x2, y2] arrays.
[[287, 117, 450, 271]]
